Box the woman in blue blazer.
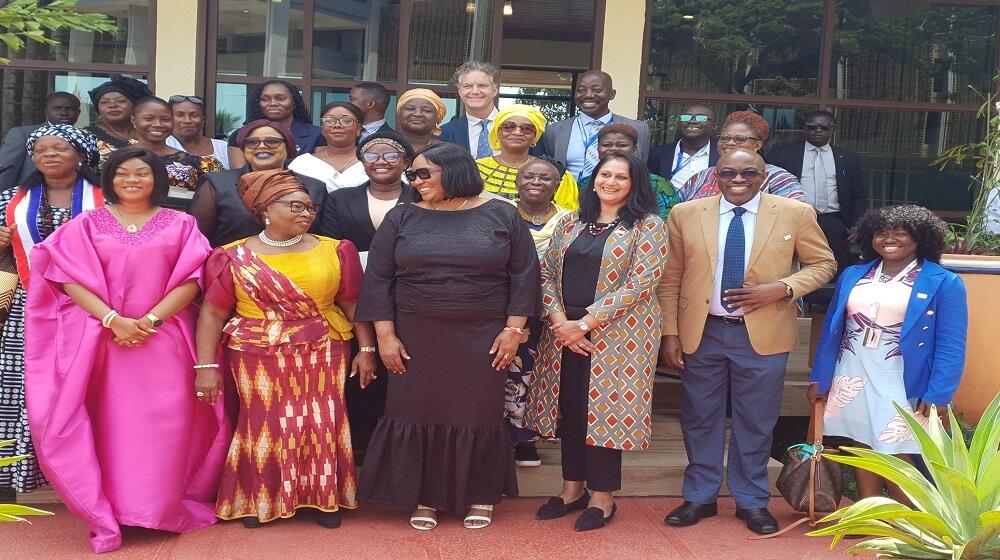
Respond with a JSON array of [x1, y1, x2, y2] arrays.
[[809, 205, 967, 501]]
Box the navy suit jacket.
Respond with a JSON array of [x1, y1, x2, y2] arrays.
[[646, 139, 720, 180], [810, 260, 968, 405]]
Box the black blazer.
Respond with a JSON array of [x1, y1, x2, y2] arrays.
[[765, 141, 866, 226], [646, 139, 720, 180], [319, 182, 419, 251]]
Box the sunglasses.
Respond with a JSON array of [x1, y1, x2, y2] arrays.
[[168, 95, 205, 105], [719, 135, 760, 144], [718, 169, 763, 181], [361, 151, 404, 164], [499, 122, 537, 135], [404, 166, 440, 181], [242, 137, 285, 149], [321, 116, 358, 128], [804, 123, 832, 131], [272, 199, 319, 214], [679, 114, 712, 123]]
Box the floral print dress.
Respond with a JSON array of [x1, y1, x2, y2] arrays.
[[824, 263, 928, 454]]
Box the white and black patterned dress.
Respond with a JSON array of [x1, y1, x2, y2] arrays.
[[0, 187, 70, 492]]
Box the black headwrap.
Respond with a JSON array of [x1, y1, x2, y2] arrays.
[[88, 75, 153, 106]]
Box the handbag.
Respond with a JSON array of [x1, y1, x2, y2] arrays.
[[0, 247, 19, 325], [752, 400, 843, 539]]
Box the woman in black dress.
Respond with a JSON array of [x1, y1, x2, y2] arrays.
[[319, 128, 419, 463], [356, 143, 540, 531]]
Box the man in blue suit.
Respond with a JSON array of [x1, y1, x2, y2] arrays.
[[438, 61, 501, 159]]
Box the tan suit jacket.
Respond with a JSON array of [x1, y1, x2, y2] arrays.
[[657, 193, 836, 356]]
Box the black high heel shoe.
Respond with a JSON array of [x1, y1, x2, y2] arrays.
[[574, 503, 616, 532], [316, 511, 342, 528], [241, 517, 262, 528], [535, 491, 591, 520]]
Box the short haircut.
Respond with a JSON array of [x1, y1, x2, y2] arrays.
[[452, 60, 500, 88], [101, 147, 170, 204], [414, 143, 483, 199], [353, 81, 390, 113], [723, 111, 770, 143], [598, 123, 638, 145], [856, 205, 948, 264], [46, 91, 79, 107], [803, 110, 835, 124], [320, 101, 365, 124], [132, 96, 171, 113], [578, 151, 658, 227]]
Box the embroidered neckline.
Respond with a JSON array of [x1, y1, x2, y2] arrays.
[[92, 206, 177, 245]]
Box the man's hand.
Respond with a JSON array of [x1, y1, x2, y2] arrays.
[[723, 282, 789, 313], [660, 335, 684, 370]]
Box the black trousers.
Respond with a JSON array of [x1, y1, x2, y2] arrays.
[[558, 345, 622, 492], [817, 211, 853, 276]]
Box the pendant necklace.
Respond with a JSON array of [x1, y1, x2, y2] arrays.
[[111, 205, 153, 234]]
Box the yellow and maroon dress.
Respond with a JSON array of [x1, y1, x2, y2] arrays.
[[204, 235, 362, 523]]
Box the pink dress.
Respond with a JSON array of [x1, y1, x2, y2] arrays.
[[24, 208, 231, 553]]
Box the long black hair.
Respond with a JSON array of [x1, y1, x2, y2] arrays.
[[247, 79, 312, 124], [578, 151, 658, 227]]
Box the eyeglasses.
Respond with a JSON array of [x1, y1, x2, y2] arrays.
[[718, 135, 760, 144], [804, 123, 832, 131], [242, 137, 285, 149], [168, 95, 205, 105], [404, 166, 441, 181], [679, 114, 712, 123], [499, 122, 537, 135], [718, 169, 763, 181], [361, 152, 404, 164], [271, 199, 319, 214], [321, 116, 358, 128]]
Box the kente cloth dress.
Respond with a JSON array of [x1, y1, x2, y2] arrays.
[[476, 156, 581, 210], [204, 236, 362, 522], [823, 263, 927, 454], [24, 208, 230, 554], [356, 200, 540, 512]]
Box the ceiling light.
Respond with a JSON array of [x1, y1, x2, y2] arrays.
[[503, 1, 513, 16], [465, 1, 474, 13]]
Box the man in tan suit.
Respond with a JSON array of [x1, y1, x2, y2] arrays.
[[658, 149, 836, 535]]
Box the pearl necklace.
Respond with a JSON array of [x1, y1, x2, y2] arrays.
[[258, 231, 303, 247]]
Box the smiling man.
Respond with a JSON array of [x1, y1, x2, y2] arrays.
[[438, 61, 501, 158], [656, 148, 835, 536], [0, 92, 81, 190], [647, 104, 720, 190], [540, 70, 650, 182]]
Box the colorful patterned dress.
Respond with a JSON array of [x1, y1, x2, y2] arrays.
[[823, 263, 927, 454], [204, 236, 362, 523], [161, 151, 223, 211], [84, 125, 136, 164]]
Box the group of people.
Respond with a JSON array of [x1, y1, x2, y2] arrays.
[[0, 61, 969, 553]]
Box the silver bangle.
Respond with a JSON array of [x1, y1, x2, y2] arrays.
[[101, 310, 118, 328], [193, 363, 220, 370]]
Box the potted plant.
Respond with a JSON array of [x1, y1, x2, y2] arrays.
[[807, 394, 1000, 558], [0, 440, 51, 523]]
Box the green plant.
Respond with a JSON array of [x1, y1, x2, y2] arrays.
[[808, 393, 1000, 559], [0, 0, 117, 65], [0, 440, 51, 523]]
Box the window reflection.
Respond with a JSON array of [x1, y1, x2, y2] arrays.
[[216, 0, 305, 78], [312, 0, 400, 82], [408, 0, 494, 85], [214, 83, 250, 139], [643, 98, 814, 151]]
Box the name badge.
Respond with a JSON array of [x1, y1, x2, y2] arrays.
[[916, 292, 928, 299], [783, 234, 792, 241], [862, 326, 882, 349]]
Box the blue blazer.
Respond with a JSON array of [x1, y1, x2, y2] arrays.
[[810, 259, 968, 405]]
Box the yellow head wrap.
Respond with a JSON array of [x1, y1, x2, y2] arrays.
[[396, 88, 448, 134], [489, 104, 547, 152]]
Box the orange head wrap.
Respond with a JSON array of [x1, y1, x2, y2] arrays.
[[237, 169, 307, 219], [396, 88, 448, 134]]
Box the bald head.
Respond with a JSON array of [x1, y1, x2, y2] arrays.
[[575, 70, 616, 118], [716, 149, 766, 206], [717, 148, 764, 169]]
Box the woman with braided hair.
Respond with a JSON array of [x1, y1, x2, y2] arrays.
[[227, 80, 324, 169]]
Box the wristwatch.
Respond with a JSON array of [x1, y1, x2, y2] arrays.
[[577, 319, 590, 332], [359, 345, 376, 353], [145, 313, 164, 328], [781, 282, 794, 300]]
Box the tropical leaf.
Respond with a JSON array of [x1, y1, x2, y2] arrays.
[[969, 386, 1000, 477], [826, 450, 951, 523], [847, 538, 954, 559], [978, 452, 1000, 511], [947, 406, 972, 479], [0, 453, 30, 468], [0, 504, 52, 523]]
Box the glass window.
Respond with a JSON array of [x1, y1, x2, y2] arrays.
[[408, 0, 495, 85], [312, 0, 400, 82], [500, 0, 594, 70], [216, 0, 305, 78], [645, 0, 824, 96], [0, 70, 147, 136], [831, 2, 999, 104], [497, 69, 576, 123], [0, 0, 150, 65], [642, 98, 815, 151], [214, 83, 250, 138]]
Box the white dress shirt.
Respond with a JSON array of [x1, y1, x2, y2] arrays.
[[669, 141, 711, 190], [800, 143, 840, 213], [360, 119, 386, 141], [467, 108, 499, 156], [710, 192, 761, 317], [566, 111, 612, 179]]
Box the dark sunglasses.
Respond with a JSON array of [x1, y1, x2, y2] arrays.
[[679, 114, 711, 123], [362, 152, 404, 164], [718, 135, 760, 144], [499, 122, 537, 135], [272, 199, 319, 214], [404, 166, 439, 181], [242, 137, 285, 149], [168, 95, 205, 105], [804, 123, 832, 131], [718, 169, 763, 181]]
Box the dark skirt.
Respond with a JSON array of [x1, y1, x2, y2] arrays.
[[358, 311, 517, 512], [345, 337, 388, 456]]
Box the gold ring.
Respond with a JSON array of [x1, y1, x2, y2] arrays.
[[195, 391, 205, 397], [503, 353, 511, 359]]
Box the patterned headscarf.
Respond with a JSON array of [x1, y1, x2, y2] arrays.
[[489, 104, 547, 152], [396, 89, 448, 134], [26, 123, 100, 169], [238, 169, 307, 219], [87, 75, 153, 106]]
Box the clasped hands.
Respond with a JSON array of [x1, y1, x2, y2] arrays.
[[110, 314, 158, 347], [549, 315, 597, 356]]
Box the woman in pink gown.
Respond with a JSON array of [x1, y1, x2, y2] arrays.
[[24, 147, 230, 553]]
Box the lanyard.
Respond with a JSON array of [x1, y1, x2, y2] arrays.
[[867, 258, 918, 320], [672, 143, 709, 176]]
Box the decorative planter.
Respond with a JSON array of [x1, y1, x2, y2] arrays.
[[941, 254, 1000, 423]]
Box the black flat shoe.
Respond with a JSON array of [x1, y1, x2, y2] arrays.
[[535, 492, 590, 520], [241, 517, 262, 528], [316, 511, 342, 528], [736, 507, 778, 535], [664, 501, 717, 527], [574, 503, 616, 532]]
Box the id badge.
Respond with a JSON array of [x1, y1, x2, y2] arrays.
[[861, 326, 882, 349]]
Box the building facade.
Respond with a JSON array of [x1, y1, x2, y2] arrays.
[[0, 0, 996, 213]]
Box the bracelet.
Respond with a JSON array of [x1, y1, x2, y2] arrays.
[[359, 346, 376, 353], [504, 326, 525, 335], [193, 363, 220, 370], [101, 310, 118, 328]]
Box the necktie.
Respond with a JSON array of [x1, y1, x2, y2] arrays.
[[476, 119, 492, 159], [721, 207, 747, 314], [812, 147, 828, 211], [580, 120, 603, 181]]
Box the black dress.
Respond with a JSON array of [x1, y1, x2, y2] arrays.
[[356, 199, 541, 512]]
